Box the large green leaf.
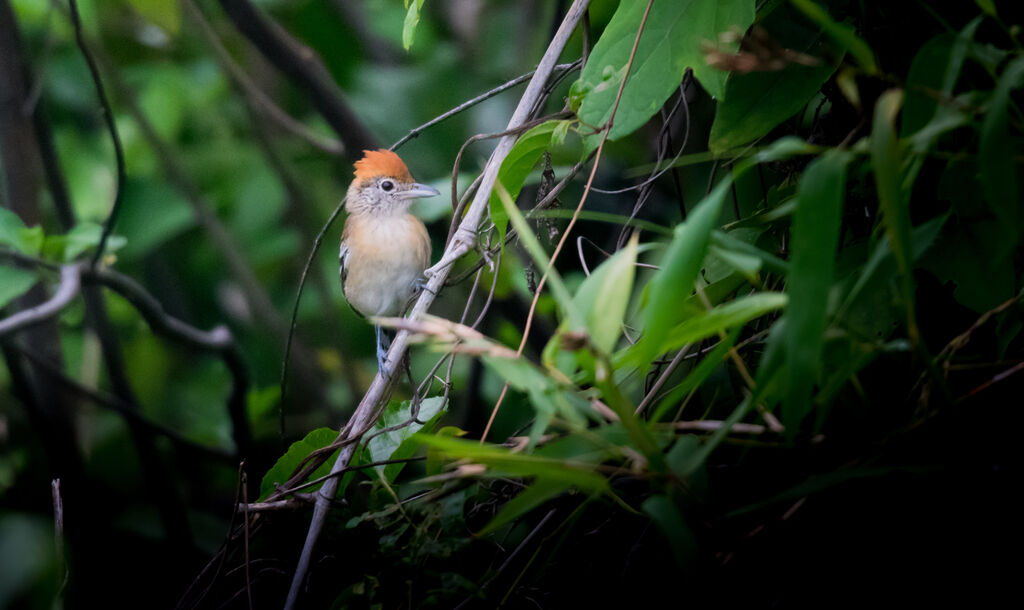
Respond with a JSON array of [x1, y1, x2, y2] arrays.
[[259, 428, 340, 500], [789, 0, 876, 74], [979, 55, 1024, 255], [572, 232, 639, 354], [902, 19, 981, 138], [475, 478, 570, 536], [642, 495, 697, 566], [489, 120, 563, 243], [496, 180, 579, 328], [0, 266, 39, 310], [631, 177, 731, 369], [708, 10, 841, 154], [575, 0, 754, 150], [650, 328, 740, 422], [782, 150, 850, 429], [416, 435, 610, 492], [870, 90, 918, 340], [402, 0, 427, 50], [365, 396, 447, 482], [0, 208, 43, 256], [659, 292, 788, 354]]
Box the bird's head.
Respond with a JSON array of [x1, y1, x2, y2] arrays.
[[345, 149, 440, 216]]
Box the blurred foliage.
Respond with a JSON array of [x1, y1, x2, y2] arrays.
[[1, 0, 1022, 608]]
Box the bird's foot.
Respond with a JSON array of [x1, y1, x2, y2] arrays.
[[412, 276, 435, 296]]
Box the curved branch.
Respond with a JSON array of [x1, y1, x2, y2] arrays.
[[67, 0, 126, 267], [1, 250, 252, 456], [183, 0, 344, 156], [391, 62, 579, 152], [0, 264, 80, 337], [87, 266, 252, 456], [279, 2, 593, 607], [216, 0, 378, 158]]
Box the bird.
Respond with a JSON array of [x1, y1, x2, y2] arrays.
[[339, 149, 439, 370]]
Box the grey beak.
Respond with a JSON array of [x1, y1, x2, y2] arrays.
[[399, 183, 441, 199]]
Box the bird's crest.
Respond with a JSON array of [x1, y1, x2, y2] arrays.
[[353, 149, 413, 182]]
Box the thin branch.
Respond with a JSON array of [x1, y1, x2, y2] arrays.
[[0, 264, 80, 337], [481, 0, 655, 444], [14, 343, 236, 462], [672, 420, 776, 435], [392, 62, 580, 152], [67, 0, 126, 267], [182, 0, 344, 156], [52, 478, 67, 598], [2, 250, 252, 455], [87, 45, 322, 402], [279, 3, 592, 607], [216, 0, 378, 159], [635, 344, 693, 416]]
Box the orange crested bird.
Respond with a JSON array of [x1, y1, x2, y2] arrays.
[[339, 149, 439, 369]]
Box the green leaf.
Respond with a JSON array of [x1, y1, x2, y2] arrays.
[[979, 55, 1024, 254], [416, 435, 610, 492], [0, 208, 27, 251], [707, 244, 761, 281], [495, 181, 580, 328], [475, 478, 570, 537], [901, 20, 982, 138], [789, 0, 877, 74], [650, 328, 740, 422], [781, 150, 849, 429], [573, 232, 639, 353], [642, 495, 696, 567], [42, 222, 126, 262], [0, 514, 57, 608], [259, 427, 340, 500], [0, 266, 39, 309], [365, 396, 447, 482], [711, 230, 789, 276], [974, 0, 997, 16], [489, 120, 563, 243], [870, 90, 918, 341], [126, 0, 180, 36], [576, 0, 754, 150], [481, 353, 588, 445], [709, 11, 842, 154], [660, 292, 788, 355], [632, 177, 732, 369], [0, 208, 43, 256], [117, 180, 194, 259], [402, 0, 427, 50]]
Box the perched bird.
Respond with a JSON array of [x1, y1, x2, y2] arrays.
[[339, 149, 439, 369]]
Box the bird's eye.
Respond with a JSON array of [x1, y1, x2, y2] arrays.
[[380, 180, 394, 192]]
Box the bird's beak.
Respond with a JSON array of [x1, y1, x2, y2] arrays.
[[398, 183, 441, 199]]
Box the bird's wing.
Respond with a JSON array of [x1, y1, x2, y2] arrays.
[[338, 224, 365, 318], [339, 238, 350, 291]]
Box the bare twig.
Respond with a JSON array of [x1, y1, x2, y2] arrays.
[[182, 0, 343, 155], [52, 478, 67, 597], [392, 62, 579, 152], [635, 345, 693, 416], [216, 0, 377, 158], [67, 0, 125, 267], [238, 496, 315, 512], [673, 420, 776, 435], [0, 264, 79, 337], [14, 344, 236, 461], [481, 0, 655, 443], [1, 250, 252, 455], [279, 4, 592, 607]]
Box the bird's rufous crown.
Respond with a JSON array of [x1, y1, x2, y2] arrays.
[[353, 149, 413, 182]]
